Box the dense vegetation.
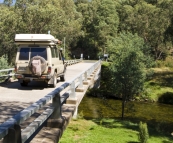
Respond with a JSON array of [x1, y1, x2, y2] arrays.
[[1, 0, 173, 63]]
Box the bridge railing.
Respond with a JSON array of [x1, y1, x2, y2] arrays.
[[65, 59, 81, 66], [0, 60, 101, 143], [0, 68, 15, 82]]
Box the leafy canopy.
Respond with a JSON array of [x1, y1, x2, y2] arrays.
[[108, 32, 152, 119]]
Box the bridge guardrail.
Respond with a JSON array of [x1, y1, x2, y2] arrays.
[[0, 68, 15, 82], [0, 60, 101, 143], [65, 59, 81, 66]]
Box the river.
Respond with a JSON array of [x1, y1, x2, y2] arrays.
[[78, 95, 173, 133]]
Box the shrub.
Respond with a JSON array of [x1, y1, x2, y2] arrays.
[[0, 56, 10, 70], [158, 92, 173, 105], [138, 121, 149, 143]]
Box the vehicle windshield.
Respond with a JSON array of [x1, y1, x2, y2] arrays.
[[19, 47, 47, 60]]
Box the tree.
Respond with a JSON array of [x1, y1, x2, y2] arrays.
[[0, 5, 18, 63], [117, 0, 171, 60], [139, 121, 149, 143], [75, 0, 119, 59], [0, 0, 83, 64], [108, 32, 152, 119], [0, 56, 11, 70]]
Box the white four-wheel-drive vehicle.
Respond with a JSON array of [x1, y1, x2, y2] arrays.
[[14, 34, 66, 87]]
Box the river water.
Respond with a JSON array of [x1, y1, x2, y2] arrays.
[[78, 95, 173, 133]]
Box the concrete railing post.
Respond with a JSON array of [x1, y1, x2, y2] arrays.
[[84, 71, 87, 81], [66, 81, 77, 105], [47, 93, 65, 129], [78, 75, 83, 88], [70, 81, 76, 98], [76, 75, 84, 92], [3, 124, 22, 143], [51, 93, 61, 119], [87, 70, 90, 79]]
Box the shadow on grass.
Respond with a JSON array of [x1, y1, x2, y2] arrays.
[[160, 76, 173, 87], [162, 141, 173, 143], [91, 118, 173, 142], [149, 72, 173, 88], [158, 92, 173, 105]]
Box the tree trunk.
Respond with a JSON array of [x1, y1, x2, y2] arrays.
[[121, 98, 125, 120], [121, 97, 126, 120]]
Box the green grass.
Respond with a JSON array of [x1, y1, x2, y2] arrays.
[[59, 119, 172, 143]]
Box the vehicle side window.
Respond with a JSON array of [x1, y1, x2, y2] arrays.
[[55, 48, 59, 58], [59, 50, 62, 60], [19, 48, 30, 60], [51, 48, 56, 58], [31, 48, 47, 60]]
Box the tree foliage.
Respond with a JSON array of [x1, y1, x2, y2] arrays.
[[75, 0, 119, 59], [0, 0, 82, 64], [117, 0, 171, 60], [1, 0, 173, 63], [138, 121, 149, 143], [108, 33, 151, 119], [0, 56, 11, 70]]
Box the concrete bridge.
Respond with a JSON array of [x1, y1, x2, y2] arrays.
[[0, 60, 101, 143]]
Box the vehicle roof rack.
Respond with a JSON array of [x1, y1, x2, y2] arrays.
[[15, 34, 60, 44]]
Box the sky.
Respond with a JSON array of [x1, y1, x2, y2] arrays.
[[0, 0, 16, 3]]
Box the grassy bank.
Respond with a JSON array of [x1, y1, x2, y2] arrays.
[[145, 67, 173, 104], [59, 118, 172, 143], [100, 61, 173, 104]]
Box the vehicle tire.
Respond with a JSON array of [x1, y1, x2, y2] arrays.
[[60, 75, 65, 81], [51, 72, 57, 88], [60, 66, 66, 82], [20, 80, 28, 86], [29, 56, 47, 74]]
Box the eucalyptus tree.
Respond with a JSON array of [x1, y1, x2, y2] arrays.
[[3, 0, 13, 6], [117, 0, 171, 60], [92, 0, 119, 55], [0, 4, 18, 63], [76, 0, 119, 58], [58, 0, 83, 49], [108, 32, 152, 119], [0, 0, 83, 63]]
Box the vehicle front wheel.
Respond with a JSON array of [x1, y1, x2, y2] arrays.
[[60, 74, 65, 81]]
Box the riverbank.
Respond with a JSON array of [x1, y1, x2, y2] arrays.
[[59, 118, 172, 143], [144, 67, 173, 104], [100, 61, 173, 105]]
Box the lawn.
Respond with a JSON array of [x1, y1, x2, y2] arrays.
[[59, 118, 172, 143]]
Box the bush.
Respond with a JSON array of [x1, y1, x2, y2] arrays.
[[138, 121, 149, 143], [0, 56, 11, 70], [158, 92, 173, 105]]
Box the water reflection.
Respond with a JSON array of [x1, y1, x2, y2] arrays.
[[78, 96, 173, 132]]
